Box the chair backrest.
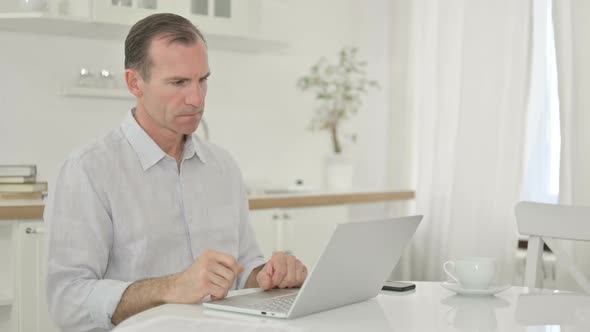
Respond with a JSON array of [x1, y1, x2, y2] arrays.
[[515, 201, 590, 293]]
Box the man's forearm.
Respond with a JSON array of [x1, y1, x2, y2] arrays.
[[111, 274, 176, 326], [113, 259, 259, 325], [245, 264, 265, 288]]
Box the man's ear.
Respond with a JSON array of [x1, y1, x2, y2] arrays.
[[125, 69, 144, 98]]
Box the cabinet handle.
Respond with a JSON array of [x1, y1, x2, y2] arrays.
[[25, 227, 45, 235], [271, 213, 291, 220]]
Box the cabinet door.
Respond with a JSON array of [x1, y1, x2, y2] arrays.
[[0, 222, 16, 332], [93, 0, 178, 25], [283, 207, 349, 268], [16, 221, 59, 332], [249, 209, 277, 261], [249, 207, 349, 268], [180, 0, 251, 37]]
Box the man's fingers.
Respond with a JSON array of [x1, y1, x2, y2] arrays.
[[257, 268, 273, 290], [279, 255, 297, 288], [209, 284, 228, 300], [257, 253, 310, 290], [288, 256, 297, 285], [198, 250, 244, 300], [207, 271, 231, 290], [271, 258, 287, 285], [209, 263, 235, 283], [206, 250, 241, 274], [295, 260, 305, 286]]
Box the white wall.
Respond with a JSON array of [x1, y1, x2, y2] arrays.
[[0, 0, 410, 194]]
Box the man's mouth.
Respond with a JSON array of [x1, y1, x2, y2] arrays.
[[180, 111, 203, 117]]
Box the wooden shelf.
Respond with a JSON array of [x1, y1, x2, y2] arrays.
[[0, 12, 289, 53], [0, 12, 100, 37], [62, 87, 133, 100], [0, 11, 88, 21]]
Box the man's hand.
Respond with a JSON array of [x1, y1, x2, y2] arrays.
[[256, 252, 307, 290], [166, 249, 244, 303], [112, 250, 242, 325]]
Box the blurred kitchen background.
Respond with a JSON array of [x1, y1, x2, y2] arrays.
[[0, 0, 410, 194]]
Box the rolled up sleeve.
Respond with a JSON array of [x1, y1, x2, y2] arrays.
[[45, 157, 131, 331]]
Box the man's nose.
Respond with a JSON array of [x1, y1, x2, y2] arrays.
[[186, 82, 205, 107]]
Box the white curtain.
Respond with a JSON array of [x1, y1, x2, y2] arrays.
[[403, 0, 533, 283], [552, 0, 590, 291]]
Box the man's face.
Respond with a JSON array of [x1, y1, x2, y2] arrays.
[[138, 37, 210, 136]]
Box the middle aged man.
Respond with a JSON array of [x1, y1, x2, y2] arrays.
[[45, 13, 307, 332]]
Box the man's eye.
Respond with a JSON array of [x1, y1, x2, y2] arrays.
[[172, 80, 187, 86]]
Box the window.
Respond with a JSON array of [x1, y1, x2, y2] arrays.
[[522, 0, 561, 204]]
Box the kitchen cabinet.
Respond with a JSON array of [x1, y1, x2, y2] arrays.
[[92, 0, 177, 25], [248, 191, 416, 269], [91, 0, 242, 28], [16, 222, 58, 332], [181, 0, 250, 38], [250, 206, 349, 268], [0, 219, 59, 332], [0, 0, 287, 52], [94, 0, 250, 37], [0, 222, 16, 332]]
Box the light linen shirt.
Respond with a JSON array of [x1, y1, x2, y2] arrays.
[[44, 110, 265, 332]]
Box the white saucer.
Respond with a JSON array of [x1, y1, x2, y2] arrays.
[[441, 281, 511, 296]]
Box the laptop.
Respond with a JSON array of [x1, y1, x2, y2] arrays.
[[203, 215, 422, 319]]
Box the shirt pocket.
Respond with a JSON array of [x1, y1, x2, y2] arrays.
[[196, 204, 240, 257]]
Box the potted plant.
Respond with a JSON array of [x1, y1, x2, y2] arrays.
[[297, 47, 379, 189], [297, 46, 379, 154]]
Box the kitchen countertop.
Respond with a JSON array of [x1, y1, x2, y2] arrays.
[[0, 190, 415, 220], [248, 190, 415, 209], [0, 199, 45, 220]]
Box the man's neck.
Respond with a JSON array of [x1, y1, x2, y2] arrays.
[[133, 106, 185, 162]]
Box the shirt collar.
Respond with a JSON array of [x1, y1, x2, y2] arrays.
[[121, 109, 207, 171], [188, 134, 208, 164]]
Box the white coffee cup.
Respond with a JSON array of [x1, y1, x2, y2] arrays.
[[443, 257, 496, 290]]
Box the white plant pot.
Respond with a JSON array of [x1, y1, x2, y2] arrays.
[[324, 154, 354, 190]]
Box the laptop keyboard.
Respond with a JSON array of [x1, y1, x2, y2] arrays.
[[241, 293, 297, 313]]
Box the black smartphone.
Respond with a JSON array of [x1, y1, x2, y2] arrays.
[[382, 281, 416, 292]]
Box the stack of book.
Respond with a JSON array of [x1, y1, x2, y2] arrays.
[[0, 165, 47, 200]]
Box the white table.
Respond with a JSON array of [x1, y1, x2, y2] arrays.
[[114, 282, 590, 331]]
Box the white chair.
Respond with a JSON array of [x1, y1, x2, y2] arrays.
[[515, 201, 590, 293]]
